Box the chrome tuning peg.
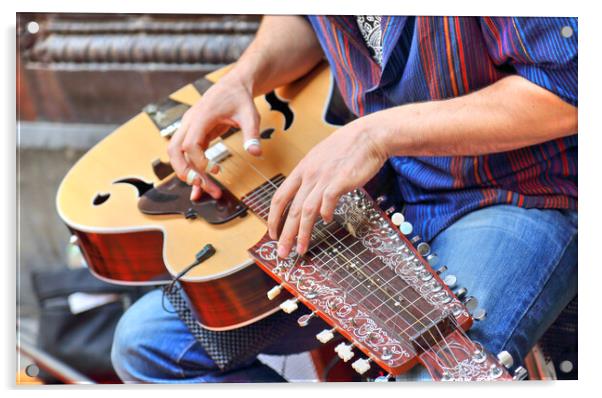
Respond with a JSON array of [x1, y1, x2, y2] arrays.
[[351, 358, 372, 375], [416, 242, 431, 256], [375, 195, 387, 205], [454, 287, 468, 301], [462, 296, 479, 312], [434, 265, 448, 275], [410, 235, 422, 244], [443, 274, 457, 289], [426, 253, 439, 266], [316, 328, 336, 343], [297, 311, 316, 327], [473, 308, 487, 321], [399, 221, 413, 235], [374, 373, 393, 382], [385, 206, 396, 215], [513, 366, 529, 380], [267, 284, 283, 300], [279, 298, 299, 314], [391, 212, 405, 226], [497, 350, 514, 369], [334, 342, 355, 362]]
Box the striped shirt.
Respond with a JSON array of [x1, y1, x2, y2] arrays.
[[306, 16, 578, 241]]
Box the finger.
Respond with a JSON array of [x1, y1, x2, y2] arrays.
[[277, 182, 316, 258], [295, 186, 323, 255], [167, 124, 191, 182], [267, 174, 302, 240], [320, 179, 351, 223], [190, 183, 203, 201], [234, 105, 261, 156]]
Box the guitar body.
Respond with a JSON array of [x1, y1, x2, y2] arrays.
[[56, 63, 340, 330]]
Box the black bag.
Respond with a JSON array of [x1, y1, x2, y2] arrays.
[[30, 267, 150, 383]]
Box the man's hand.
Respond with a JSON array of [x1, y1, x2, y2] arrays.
[[167, 74, 261, 201], [267, 116, 389, 258]]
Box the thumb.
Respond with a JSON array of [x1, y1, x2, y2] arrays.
[[237, 105, 262, 156]]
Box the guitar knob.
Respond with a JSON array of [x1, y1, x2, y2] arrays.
[[334, 342, 355, 362], [497, 350, 514, 369], [279, 298, 299, 314], [391, 212, 405, 226], [463, 296, 479, 312], [267, 284, 283, 300], [454, 287, 468, 301], [316, 328, 335, 343], [443, 274, 457, 289], [473, 308, 487, 321], [351, 358, 372, 375], [399, 221, 413, 235], [513, 366, 529, 380]]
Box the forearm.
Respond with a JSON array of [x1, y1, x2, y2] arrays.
[[228, 16, 324, 96], [373, 75, 578, 158]]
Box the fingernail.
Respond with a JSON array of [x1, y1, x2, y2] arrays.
[[243, 138, 261, 153], [277, 244, 288, 258], [296, 243, 306, 255]]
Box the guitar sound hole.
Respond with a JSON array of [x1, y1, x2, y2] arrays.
[[93, 193, 110, 206]]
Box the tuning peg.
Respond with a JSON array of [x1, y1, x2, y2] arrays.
[[426, 253, 439, 267], [297, 311, 316, 327], [391, 212, 405, 226], [434, 265, 448, 275], [513, 366, 529, 380], [410, 235, 422, 244], [463, 296, 479, 312], [267, 284, 283, 300], [473, 308, 487, 321], [443, 274, 457, 289], [399, 221, 413, 235], [316, 328, 336, 343], [497, 351, 514, 369], [454, 287, 468, 301], [385, 206, 396, 216], [279, 298, 299, 314], [374, 373, 393, 382], [416, 242, 431, 256], [334, 342, 355, 362], [351, 358, 372, 375], [375, 195, 387, 205]]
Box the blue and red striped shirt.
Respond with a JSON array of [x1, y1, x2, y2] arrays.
[[307, 16, 578, 241]]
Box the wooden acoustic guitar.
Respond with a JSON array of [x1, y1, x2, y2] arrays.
[[56, 63, 351, 331]]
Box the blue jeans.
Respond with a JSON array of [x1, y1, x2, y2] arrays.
[[111, 205, 578, 382]]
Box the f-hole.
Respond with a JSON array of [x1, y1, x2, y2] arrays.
[[93, 193, 111, 206]]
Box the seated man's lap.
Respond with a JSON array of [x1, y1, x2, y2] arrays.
[[112, 204, 577, 382], [430, 205, 577, 365]]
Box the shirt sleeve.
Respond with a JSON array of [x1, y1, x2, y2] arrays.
[[480, 17, 578, 106]]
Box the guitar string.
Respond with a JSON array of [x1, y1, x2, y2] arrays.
[[219, 143, 460, 367], [308, 220, 461, 367]]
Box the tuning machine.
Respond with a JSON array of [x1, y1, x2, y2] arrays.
[[351, 358, 372, 375], [267, 284, 283, 300], [316, 328, 336, 343], [297, 311, 316, 327], [334, 342, 355, 362], [279, 298, 299, 314], [497, 351, 514, 369], [513, 366, 529, 380]]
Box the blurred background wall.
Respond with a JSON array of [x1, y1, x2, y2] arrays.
[[17, 11, 259, 322]]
